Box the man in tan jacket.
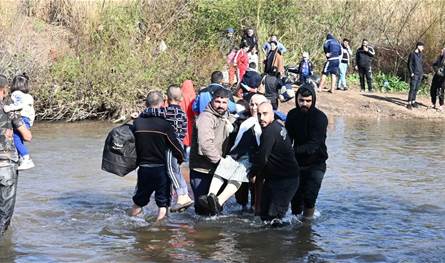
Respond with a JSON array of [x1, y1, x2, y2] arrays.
[[189, 88, 233, 215]]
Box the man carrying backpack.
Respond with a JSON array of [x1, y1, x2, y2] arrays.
[[129, 91, 184, 221]]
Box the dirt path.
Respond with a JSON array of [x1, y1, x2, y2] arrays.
[[279, 86, 445, 120]]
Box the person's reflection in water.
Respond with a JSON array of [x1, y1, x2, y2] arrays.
[[187, 224, 246, 262], [131, 223, 198, 262], [131, 222, 245, 262]]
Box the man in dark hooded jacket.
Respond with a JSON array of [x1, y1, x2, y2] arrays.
[[285, 82, 328, 220]]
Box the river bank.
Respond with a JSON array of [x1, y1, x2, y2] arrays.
[[279, 86, 445, 120]]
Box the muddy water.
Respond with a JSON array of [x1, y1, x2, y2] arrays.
[[0, 118, 444, 262]]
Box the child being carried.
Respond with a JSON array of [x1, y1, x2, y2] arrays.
[[4, 73, 35, 170]]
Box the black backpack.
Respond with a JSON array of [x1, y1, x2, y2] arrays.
[[101, 123, 137, 176]]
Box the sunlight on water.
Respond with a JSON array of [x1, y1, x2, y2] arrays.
[[0, 118, 444, 262]]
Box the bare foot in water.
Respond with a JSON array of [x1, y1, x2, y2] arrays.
[[156, 207, 168, 221], [129, 204, 143, 217]]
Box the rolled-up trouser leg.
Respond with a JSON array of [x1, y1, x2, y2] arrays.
[[0, 163, 18, 237]]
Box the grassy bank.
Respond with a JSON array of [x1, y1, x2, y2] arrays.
[[0, 0, 444, 120]]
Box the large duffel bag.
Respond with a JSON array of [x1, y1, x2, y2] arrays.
[[101, 123, 137, 176]]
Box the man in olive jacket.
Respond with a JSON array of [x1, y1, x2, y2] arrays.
[[189, 88, 234, 215]]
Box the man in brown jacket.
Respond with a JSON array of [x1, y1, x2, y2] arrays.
[[189, 88, 234, 215]]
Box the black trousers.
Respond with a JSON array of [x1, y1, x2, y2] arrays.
[[358, 67, 373, 91], [291, 164, 326, 215], [235, 182, 255, 207], [408, 74, 422, 102], [132, 166, 171, 208], [260, 176, 299, 221], [430, 74, 445, 106], [0, 163, 18, 237]]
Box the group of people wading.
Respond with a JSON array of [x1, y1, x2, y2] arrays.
[[128, 69, 328, 225]]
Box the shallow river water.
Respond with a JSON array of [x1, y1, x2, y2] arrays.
[[0, 117, 444, 262]]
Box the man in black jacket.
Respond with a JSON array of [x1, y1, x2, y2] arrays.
[[355, 39, 375, 92], [263, 73, 283, 110], [241, 28, 258, 53], [285, 83, 328, 220], [407, 42, 425, 109], [430, 47, 445, 111], [240, 62, 262, 100], [251, 102, 300, 225], [130, 91, 184, 221]]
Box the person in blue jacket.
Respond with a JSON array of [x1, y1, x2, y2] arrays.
[[318, 33, 342, 93], [193, 71, 236, 114], [297, 52, 314, 84]]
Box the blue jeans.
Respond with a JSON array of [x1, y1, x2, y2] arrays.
[[338, 62, 348, 88], [13, 116, 31, 157], [189, 169, 212, 215]]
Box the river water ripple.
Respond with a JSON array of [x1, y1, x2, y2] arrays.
[[0, 118, 444, 262]]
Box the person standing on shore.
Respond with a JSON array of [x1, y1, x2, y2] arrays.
[[355, 39, 375, 92], [0, 74, 32, 237], [318, 33, 342, 93], [430, 47, 445, 111], [220, 27, 236, 58], [234, 43, 250, 84], [338, 38, 352, 90], [264, 40, 284, 78], [241, 28, 259, 54], [407, 42, 425, 109], [285, 83, 328, 220], [297, 52, 314, 85], [262, 35, 287, 55]]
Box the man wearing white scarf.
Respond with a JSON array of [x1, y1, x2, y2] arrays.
[[199, 94, 268, 215]]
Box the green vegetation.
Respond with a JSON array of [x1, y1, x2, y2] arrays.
[[1, 0, 444, 120]]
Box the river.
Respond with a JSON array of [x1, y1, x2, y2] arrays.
[[0, 118, 444, 262]]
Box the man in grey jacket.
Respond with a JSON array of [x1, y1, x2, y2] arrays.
[[189, 88, 234, 215]]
